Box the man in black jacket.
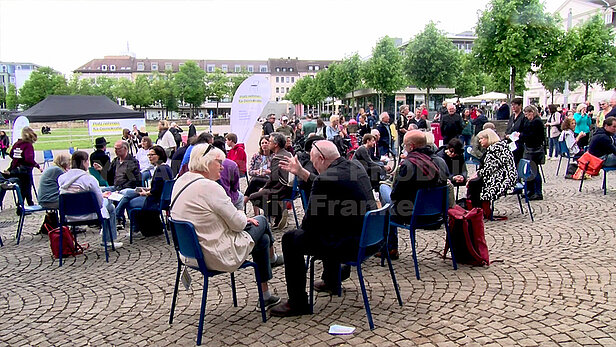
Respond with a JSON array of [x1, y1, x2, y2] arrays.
[[262, 114, 276, 135], [376, 112, 392, 156], [440, 103, 463, 146], [352, 134, 391, 190], [103, 140, 141, 191], [472, 109, 488, 136], [271, 140, 376, 317], [589, 116, 616, 168], [506, 98, 526, 165], [186, 119, 197, 138]]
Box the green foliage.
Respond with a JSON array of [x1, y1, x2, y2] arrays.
[[313, 68, 334, 102], [175, 61, 206, 112], [205, 68, 231, 102], [362, 36, 406, 103], [404, 22, 460, 94], [0, 85, 6, 108], [333, 54, 363, 98], [6, 84, 18, 110], [230, 70, 251, 97], [151, 72, 178, 114], [113, 78, 133, 102], [567, 15, 616, 97], [131, 75, 153, 110], [18, 67, 69, 108], [285, 76, 308, 105], [94, 76, 117, 101], [474, 0, 561, 99]]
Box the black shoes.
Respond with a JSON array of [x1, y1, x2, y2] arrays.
[[527, 194, 543, 201]]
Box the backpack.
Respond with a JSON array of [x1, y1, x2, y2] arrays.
[[443, 205, 489, 266], [47, 225, 85, 259]]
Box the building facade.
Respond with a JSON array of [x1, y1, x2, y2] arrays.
[[0, 62, 41, 94]]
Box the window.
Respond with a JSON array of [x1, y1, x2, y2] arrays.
[[10, 76, 15, 83], [16, 65, 21, 70], [235, 65, 241, 72], [286, 87, 289, 93], [165, 63, 173, 71], [260, 65, 267, 72], [179, 63, 185, 68], [285, 77, 290, 83], [282, 67, 287, 72], [275, 67, 280, 72], [289, 67, 294, 72], [151, 63, 158, 71], [222, 64, 228, 72], [137, 62, 145, 71], [207, 64, 215, 72], [276, 97, 280, 102], [276, 87, 279, 93], [1, 65, 6, 73], [308, 66, 313, 71], [276, 77, 279, 83], [314, 65, 319, 71], [101, 64, 108, 71], [247, 65, 254, 72], [110, 65, 116, 71], [291, 77, 295, 83]]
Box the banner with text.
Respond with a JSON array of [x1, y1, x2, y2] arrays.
[[88, 118, 146, 136], [230, 75, 271, 144]]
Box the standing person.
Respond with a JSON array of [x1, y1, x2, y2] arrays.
[[496, 101, 510, 120], [605, 94, 616, 118], [573, 104, 592, 148], [505, 98, 526, 166], [5, 127, 41, 206], [357, 114, 371, 138], [225, 133, 247, 177], [460, 109, 473, 146], [520, 105, 545, 201], [396, 105, 411, 149], [132, 124, 147, 142], [122, 128, 138, 155], [301, 113, 317, 139], [156, 120, 177, 158], [472, 109, 488, 136], [169, 122, 184, 149], [262, 114, 276, 136], [440, 103, 464, 146], [276, 116, 295, 140], [409, 108, 428, 130], [376, 112, 392, 157], [438, 101, 449, 118], [0, 131, 9, 159], [596, 100, 612, 132], [186, 119, 197, 139], [90, 137, 111, 185], [420, 103, 429, 119], [546, 104, 562, 160], [366, 104, 378, 128]]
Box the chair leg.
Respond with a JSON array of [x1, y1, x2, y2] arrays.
[[251, 263, 266, 323], [409, 228, 420, 280], [540, 165, 546, 183], [356, 265, 375, 330], [517, 194, 525, 214], [385, 252, 403, 306], [102, 220, 109, 263], [579, 169, 587, 192], [603, 171, 607, 195], [445, 216, 457, 270], [16, 211, 25, 245], [196, 278, 208, 346], [59, 222, 63, 267], [556, 157, 562, 176], [309, 257, 316, 314], [230, 273, 237, 307], [161, 211, 170, 245], [169, 263, 182, 324]]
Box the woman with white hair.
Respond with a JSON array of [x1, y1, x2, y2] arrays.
[[573, 103, 591, 148], [37, 153, 71, 210], [170, 144, 280, 310], [466, 129, 517, 218]]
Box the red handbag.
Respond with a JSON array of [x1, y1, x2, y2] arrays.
[[577, 152, 604, 176], [444, 205, 489, 266], [46, 225, 85, 259]]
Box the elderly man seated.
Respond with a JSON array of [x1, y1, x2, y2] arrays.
[[170, 143, 281, 310], [270, 140, 376, 317], [352, 133, 392, 190]]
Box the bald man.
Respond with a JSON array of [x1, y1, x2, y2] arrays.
[[272, 140, 377, 317], [440, 103, 463, 145], [379, 130, 446, 259]]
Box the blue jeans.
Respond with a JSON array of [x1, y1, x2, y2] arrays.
[[115, 188, 140, 221], [603, 154, 616, 168], [548, 137, 560, 158], [102, 199, 118, 243], [460, 134, 472, 146], [378, 184, 397, 250]]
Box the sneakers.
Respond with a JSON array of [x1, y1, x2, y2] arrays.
[[101, 241, 123, 249], [256, 295, 281, 311], [271, 254, 284, 268], [374, 249, 399, 260], [272, 210, 288, 230]]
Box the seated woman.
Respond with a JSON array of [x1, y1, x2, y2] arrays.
[[135, 136, 154, 182], [559, 117, 586, 178], [466, 129, 518, 218], [211, 139, 244, 210], [436, 138, 468, 186], [117, 145, 173, 231], [58, 151, 122, 248], [38, 153, 71, 209], [170, 143, 281, 309], [244, 136, 273, 215]]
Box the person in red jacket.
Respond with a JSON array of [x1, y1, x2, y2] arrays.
[[225, 133, 247, 176], [5, 127, 41, 206]]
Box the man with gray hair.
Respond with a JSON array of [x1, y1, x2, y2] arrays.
[[271, 140, 376, 317], [440, 103, 463, 146], [248, 132, 293, 229], [376, 112, 392, 157], [97, 140, 141, 191]]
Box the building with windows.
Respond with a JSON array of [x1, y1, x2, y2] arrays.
[[0, 62, 42, 94]]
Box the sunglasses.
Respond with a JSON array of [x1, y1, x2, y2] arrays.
[[203, 144, 214, 157]]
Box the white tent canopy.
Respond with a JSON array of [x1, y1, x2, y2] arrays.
[[474, 92, 508, 101]]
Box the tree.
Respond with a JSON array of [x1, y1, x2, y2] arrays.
[[404, 22, 460, 103], [18, 66, 69, 108], [474, 0, 561, 103], [175, 61, 206, 117], [151, 72, 178, 118], [205, 68, 231, 117], [567, 15, 616, 100], [362, 36, 406, 112], [6, 84, 18, 110], [230, 70, 251, 97], [536, 30, 576, 104], [285, 76, 309, 105], [94, 76, 117, 101], [130, 75, 153, 110], [333, 54, 363, 116], [113, 78, 134, 104]]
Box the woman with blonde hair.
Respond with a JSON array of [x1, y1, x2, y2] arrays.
[[5, 127, 41, 206], [466, 129, 517, 217], [170, 143, 281, 310], [38, 153, 71, 210]]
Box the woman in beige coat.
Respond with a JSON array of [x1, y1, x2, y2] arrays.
[[170, 144, 280, 310]]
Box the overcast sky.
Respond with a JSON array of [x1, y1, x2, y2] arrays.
[[0, 0, 564, 76]]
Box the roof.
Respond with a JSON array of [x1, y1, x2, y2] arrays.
[[14, 95, 143, 122]]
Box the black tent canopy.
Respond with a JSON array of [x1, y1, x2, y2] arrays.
[[13, 95, 143, 122]]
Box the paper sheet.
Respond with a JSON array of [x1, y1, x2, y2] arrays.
[[328, 325, 355, 335]]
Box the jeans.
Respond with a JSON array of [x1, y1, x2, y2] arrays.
[[102, 199, 118, 243], [232, 191, 244, 210], [460, 134, 472, 146], [548, 137, 560, 157], [603, 154, 616, 168], [378, 184, 397, 251], [115, 188, 140, 221], [244, 215, 273, 283], [526, 161, 543, 197]]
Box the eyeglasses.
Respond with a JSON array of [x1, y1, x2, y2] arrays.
[[147, 153, 157, 157], [312, 143, 324, 158], [203, 144, 214, 157]]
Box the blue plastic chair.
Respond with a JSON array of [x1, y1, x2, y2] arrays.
[[42, 150, 54, 169], [282, 177, 302, 228], [58, 191, 115, 266], [389, 186, 457, 280], [510, 159, 535, 222], [601, 167, 616, 195], [556, 141, 572, 176], [10, 185, 45, 245], [308, 204, 403, 330], [168, 218, 267, 346], [464, 145, 481, 168], [68, 147, 75, 155], [129, 180, 174, 244]]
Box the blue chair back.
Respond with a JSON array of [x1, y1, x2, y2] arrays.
[[289, 177, 300, 200], [59, 191, 103, 225], [558, 141, 570, 157], [160, 180, 176, 211], [69, 147, 75, 154], [169, 218, 207, 271], [358, 204, 389, 251], [412, 186, 447, 218], [517, 159, 533, 181], [43, 150, 53, 162]]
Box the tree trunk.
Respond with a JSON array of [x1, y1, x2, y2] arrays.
[[216, 100, 219, 118], [551, 89, 555, 105], [351, 91, 355, 118], [584, 81, 589, 102], [509, 66, 516, 105], [426, 88, 431, 118]]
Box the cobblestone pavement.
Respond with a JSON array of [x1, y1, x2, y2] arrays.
[[0, 158, 615, 346]]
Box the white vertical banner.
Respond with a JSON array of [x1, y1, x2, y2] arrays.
[[12, 116, 30, 144], [230, 75, 271, 144]]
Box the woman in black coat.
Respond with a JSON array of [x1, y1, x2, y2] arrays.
[[520, 105, 545, 200]]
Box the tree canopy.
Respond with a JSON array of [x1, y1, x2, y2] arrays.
[[362, 36, 406, 111], [18, 67, 69, 108]]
